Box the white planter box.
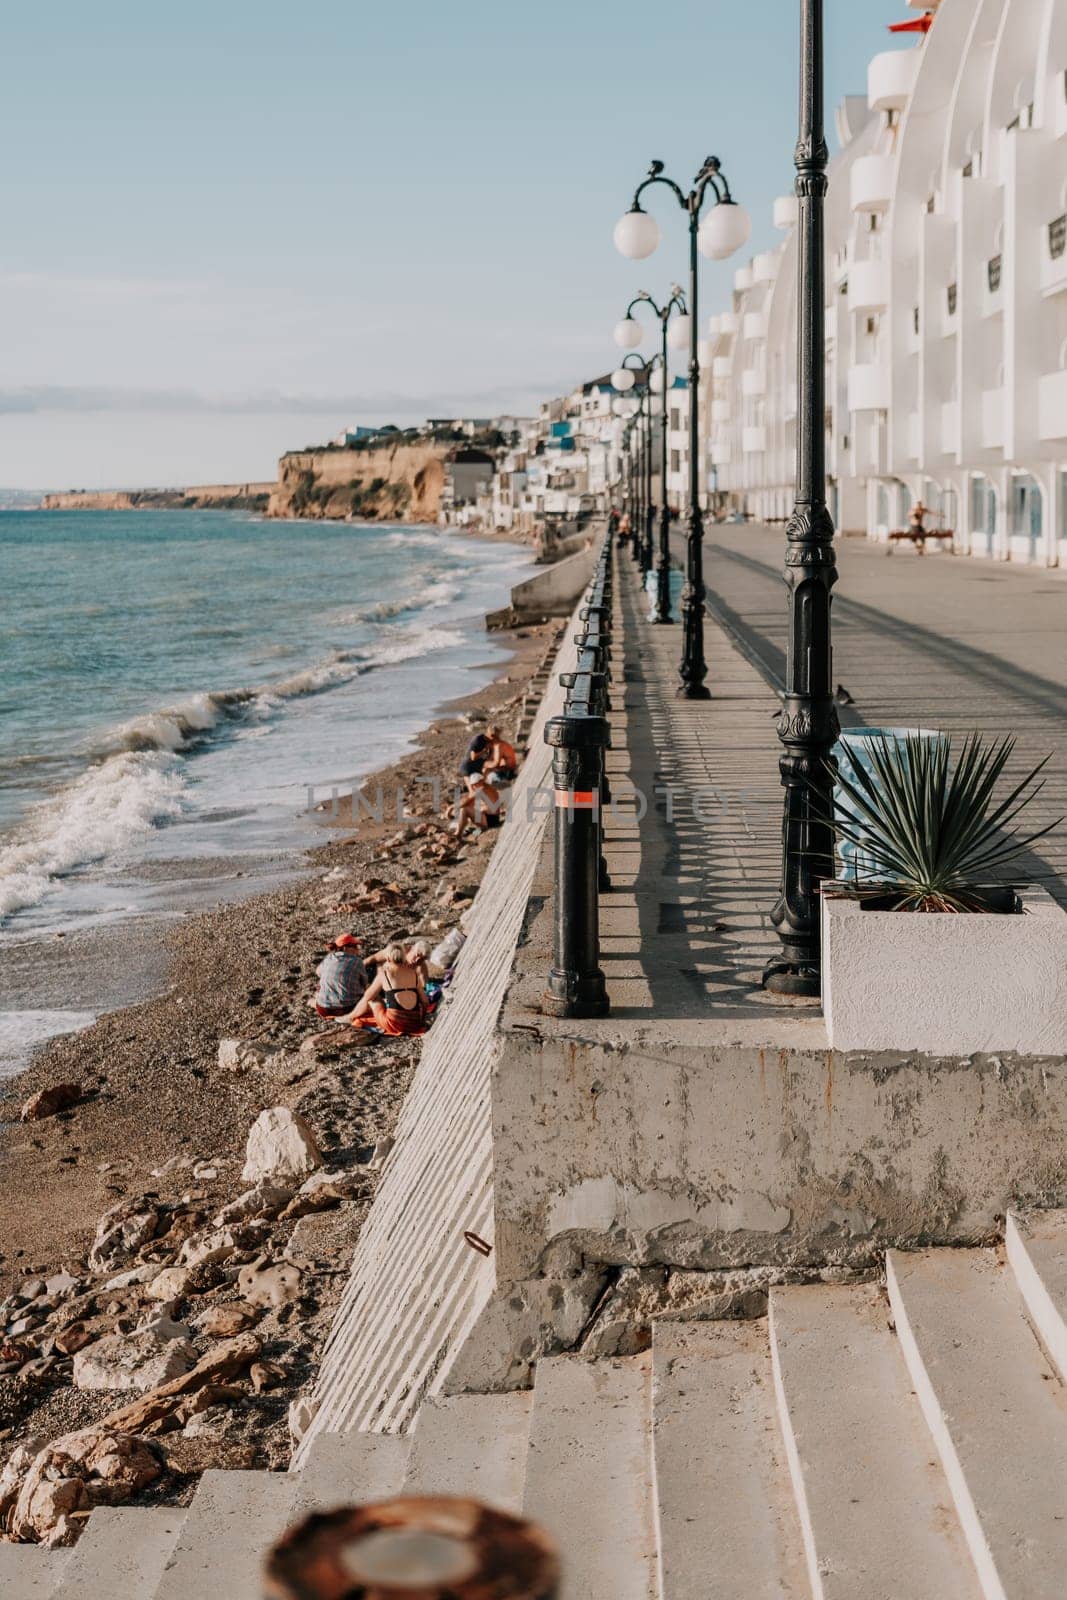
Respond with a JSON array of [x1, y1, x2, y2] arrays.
[[822, 885, 1067, 1055]]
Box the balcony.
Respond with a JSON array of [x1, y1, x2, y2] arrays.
[[940, 401, 960, 456], [905, 414, 920, 460], [850, 154, 895, 214], [848, 259, 889, 313], [712, 356, 732, 380], [981, 387, 1003, 449], [941, 281, 959, 337], [733, 265, 754, 292], [742, 367, 766, 397], [1038, 370, 1067, 441], [742, 312, 766, 341], [847, 362, 890, 412], [1041, 215, 1067, 296], [774, 194, 798, 230], [752, 251, 779, 284], [711, 398, 730, 422], [742, 426, 766, 454], [718, 311, 740, 337], [867, 47, 920, 112]]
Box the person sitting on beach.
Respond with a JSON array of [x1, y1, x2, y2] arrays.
[[483, 725, 518, 785], [459, 729, 492, 794], [313, 934, 369, 1018], [347, 942, 428, 1036]]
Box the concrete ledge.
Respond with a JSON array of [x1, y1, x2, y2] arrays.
[[487, 544, 596, 628]]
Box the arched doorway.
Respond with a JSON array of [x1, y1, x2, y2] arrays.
[[1011, 473, 1043, 563], [969, 474, 997, 557]]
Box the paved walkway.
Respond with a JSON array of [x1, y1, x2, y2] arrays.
[[691, 525, 1067, 908], [599, 553, 816, 1027]]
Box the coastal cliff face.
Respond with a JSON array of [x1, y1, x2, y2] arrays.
[[41, 482, 274, 512], [268, 442, 447, 523]]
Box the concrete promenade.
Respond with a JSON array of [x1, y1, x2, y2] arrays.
[[691, 524, 1067, 905]]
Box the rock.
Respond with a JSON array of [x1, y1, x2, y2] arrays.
[[44, 1271, 81, 1299], [17, 1278, 45, 1302], [213, 1181, 293, 1227], [88, 1200, 160, 1275], [237, 1255, 302, 1309], [177, 1227, 240, 1269], [297, 1028, 371, 1062], [72, 1332, 196, 1393], [21, 1083, 81, 1121], [249, 1360, 286, 1394], [54, 1323, 94, 1356], [288, 1395, 318, 1446], [7, 1315, 41, 1337], [81, 1332, 262, 1439], [241, 1107, 321, 1185], [217, 1039, 275, 1075], [145, 1265, 194, 1303], [137, 1312, 193, 1344], [192, 1162, 219, 1181], [102, 1264, 162, 1291], [194, 1302, 259, 1338], [367, 1135, 395, 1172], [8, 1430, 162, 1543]]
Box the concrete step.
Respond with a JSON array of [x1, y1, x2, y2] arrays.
[[523, 1354, 656, 1600], [651, 1319, 806, 1600], [0, 1545, 70, 1596], [770, 1282, 981, 1600], [295, 1429, 410, 1512], [403, 1391, 532, 1514], [1006, 1209, 1067, 1382], [152, 1469, 299, 1600], [887, 1247, 1067, 1600], [51, 1507, 185, 1599]]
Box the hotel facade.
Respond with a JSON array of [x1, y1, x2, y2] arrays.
[[707, 0, 1067, 564]]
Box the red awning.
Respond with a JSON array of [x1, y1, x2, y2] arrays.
[[889, 13, 933, 31]]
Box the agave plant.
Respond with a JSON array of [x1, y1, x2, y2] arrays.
[[826, 731, 1061, 913]]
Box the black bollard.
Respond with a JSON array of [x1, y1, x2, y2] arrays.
[[542, 707, 610, 1018]]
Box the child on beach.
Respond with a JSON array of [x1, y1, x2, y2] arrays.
[[313, 934, 369, 1018], [347, 942, 428, 1036]]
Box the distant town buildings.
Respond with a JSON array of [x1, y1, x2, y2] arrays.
[[706, 0, 1067, 564]]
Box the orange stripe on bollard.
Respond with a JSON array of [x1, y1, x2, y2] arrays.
[[555, 790, 598, 808]]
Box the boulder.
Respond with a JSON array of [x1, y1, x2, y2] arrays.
[[21, 1083, 81, 1121], [88, 1200, 160, 1275], [213, 1181, 292, 1227], [145, 1265, 194, 1304], [177, 1227, 241, 1270], [72, 1331, 196, 1393], [237, 1255, 302, 1309], [8, 1430, 162, 1544], [241, 1107, 321, 1186], [194, 1301, 259, 1338], [217, 1039, 275, 1075]]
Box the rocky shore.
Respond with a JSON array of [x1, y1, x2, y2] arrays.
[[0, 619, 560, 1546]]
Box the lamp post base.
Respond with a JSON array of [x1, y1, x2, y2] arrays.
[[675, 682, 712, 700], [762, 956, 821, 997]]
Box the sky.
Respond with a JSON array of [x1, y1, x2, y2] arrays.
[[0, 0, 905, 489]]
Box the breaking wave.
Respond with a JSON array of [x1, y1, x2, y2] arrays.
[[0, 623, 464, 920]]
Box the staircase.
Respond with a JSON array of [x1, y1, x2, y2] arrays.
[[7, 1213, 1067, 1598]]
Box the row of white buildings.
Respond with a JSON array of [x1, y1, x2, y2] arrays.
[[704, 0, 1067, 563]]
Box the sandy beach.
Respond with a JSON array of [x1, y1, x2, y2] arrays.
[[0, 616, 559, 1528]]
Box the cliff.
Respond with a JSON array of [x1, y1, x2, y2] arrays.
[[41, 482, 274, 512], [267, 441, 448, 522]]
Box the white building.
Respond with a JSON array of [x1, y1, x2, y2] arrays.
[[708, 0, 1067, 564]]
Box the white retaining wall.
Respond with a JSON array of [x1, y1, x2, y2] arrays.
[[295, 611, 577, 1451]]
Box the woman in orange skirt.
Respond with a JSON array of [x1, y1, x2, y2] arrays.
[[347, 942, 428, 1036]]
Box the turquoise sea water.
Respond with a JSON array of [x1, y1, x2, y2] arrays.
[[0, 510, 531, 938]]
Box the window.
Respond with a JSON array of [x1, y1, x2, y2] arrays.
[[987, 255, 1002, 292], [869, 214, 880, 233], [947, 282, 958, 316], [670, 449, 680, 473], [1050, 214, 1067, 260], [670, 408, 680, 431], [963, 160, 973, 178], [865, 316, 878, 336], [912, 306, 920, 336]]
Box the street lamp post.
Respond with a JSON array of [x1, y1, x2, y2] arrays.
[[610, 354, 655, 574], [615, 159, 750, 697], [614, 290, 688, 622], [763, 0, 839, 997]]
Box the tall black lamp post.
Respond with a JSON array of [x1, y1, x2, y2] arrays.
[[613, 289, 688, 623], [763, 0, 839, 997], [615, 160, 750, 697], [610, 353, 654, 575]]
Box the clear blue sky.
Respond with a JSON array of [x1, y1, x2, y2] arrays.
[[0, 0, 904, 487]]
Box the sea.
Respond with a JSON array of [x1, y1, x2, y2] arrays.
[[0, 509, 533, 1071]]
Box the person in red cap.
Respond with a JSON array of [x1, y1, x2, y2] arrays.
[[313, 934, 369, 1018]]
